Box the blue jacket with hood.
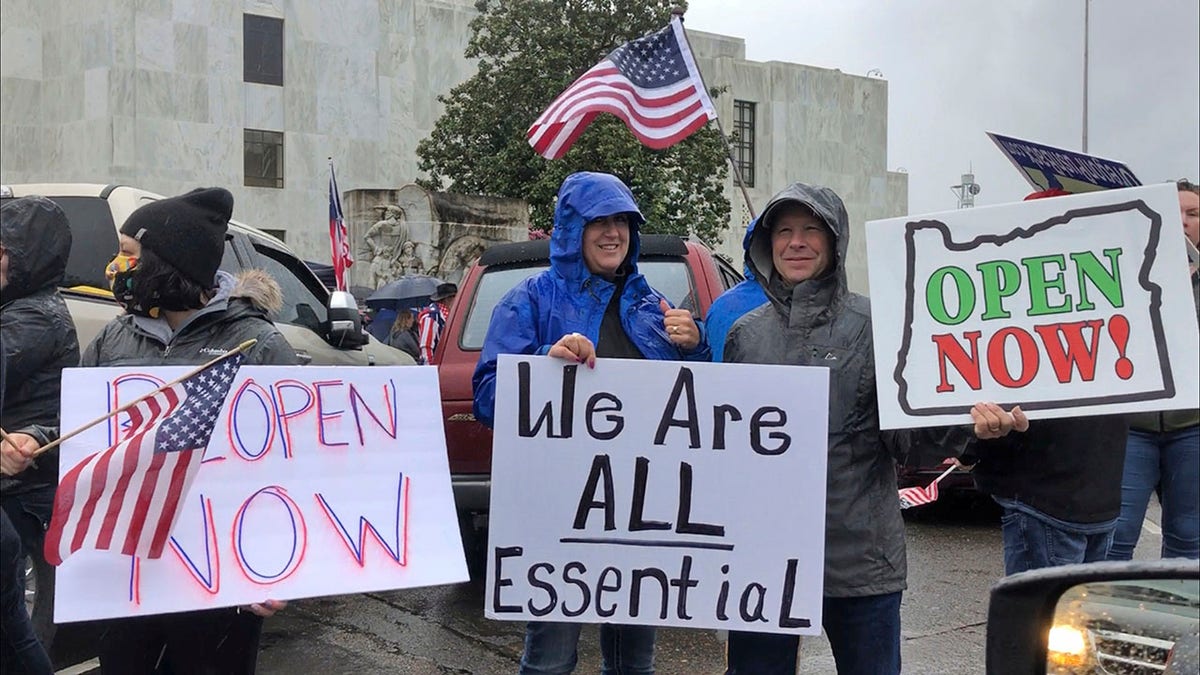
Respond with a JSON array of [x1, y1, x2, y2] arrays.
[[472, 172, 710, 428], [704, 216, 768, 362]]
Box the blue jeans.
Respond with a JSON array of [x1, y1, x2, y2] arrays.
[[520, 621, 655, 675], [725, 592, 902, 675], [1, 509, 53, 674], [1109, 426, 1200, 560], [996, 498, 1116, 575]]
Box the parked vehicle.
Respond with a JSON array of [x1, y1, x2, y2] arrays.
[[986, 559, 1199, 674], [431, 235, 742, 575], [2, 182, 414, 656]]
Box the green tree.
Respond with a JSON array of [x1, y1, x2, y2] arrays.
[[416, 0, 731, 244]]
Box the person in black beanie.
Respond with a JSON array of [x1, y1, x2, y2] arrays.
[[81, 187, 298, 674]]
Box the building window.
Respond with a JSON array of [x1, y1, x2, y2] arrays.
[[244, 14, 283, 86], [244, 129, 284, 188], [732, 100, 756, 188]]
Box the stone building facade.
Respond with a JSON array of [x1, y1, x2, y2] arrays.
[[0, 0, 906, 293]]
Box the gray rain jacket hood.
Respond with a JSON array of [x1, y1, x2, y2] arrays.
[[728, 183, 961, 598]]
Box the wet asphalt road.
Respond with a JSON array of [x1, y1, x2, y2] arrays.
[[55, 495, 1166, 674], [255, 495, 1007, 675]]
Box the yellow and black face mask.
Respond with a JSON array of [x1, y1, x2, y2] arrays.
[[105, 254, 159, 318]]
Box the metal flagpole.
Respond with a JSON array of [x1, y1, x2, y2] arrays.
[[1082, 0, 1089, 153], [671, 7, 757, 220]]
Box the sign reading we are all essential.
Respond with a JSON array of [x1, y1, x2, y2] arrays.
[[55, 366, 467, 622], [866, 184, 1200, 430], [486, 356, 830, 635]]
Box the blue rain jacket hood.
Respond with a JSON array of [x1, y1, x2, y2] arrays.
[[706, 215, 768, 361], [472, 172, 710, 428]]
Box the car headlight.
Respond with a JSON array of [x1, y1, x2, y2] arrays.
[[1047, 624, 1091, 668]]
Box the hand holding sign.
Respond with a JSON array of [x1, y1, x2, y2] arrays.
[[970, 402, 1029, 439], [549, 332, 597, 368], [866, 184, 1200, 429], [660, 299, 700, 350], [245, 599, 287, 617]]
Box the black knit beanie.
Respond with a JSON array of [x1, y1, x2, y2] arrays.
[[120, 187, 232, 287]]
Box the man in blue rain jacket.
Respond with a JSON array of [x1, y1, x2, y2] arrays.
[[473, 171, 709, 674]]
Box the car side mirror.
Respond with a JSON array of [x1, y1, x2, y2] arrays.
[[326, 290, 369, 350], [985, 559, 1200, 674]]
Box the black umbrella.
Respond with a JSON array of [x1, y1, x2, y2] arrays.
[[366, 275, 446, 310]]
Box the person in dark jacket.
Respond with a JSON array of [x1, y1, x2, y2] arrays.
[[386, 309, 421, 360], [965, 187, 1130, 576], [0, 351, 55, 675], [473, 172, 709, 674], [82, 187, 297, 675], [1108, 179, 1200, 561], [723, 183, 965, 675], [1, 196, 80, 668], [704, 216, 768, 362]]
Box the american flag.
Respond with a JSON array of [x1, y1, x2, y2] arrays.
[[898, 464, 957, 509], [329, 161, 354, 291], [44, 354, 244, 566], [898, 481, 940, 510], [527, 17, 717, 159]]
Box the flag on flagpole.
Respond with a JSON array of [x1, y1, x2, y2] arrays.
[[329, 161, 354, 291], [44, 353, 245, 566], [527, 16, 717, 160], [898, 464, 958, 510]]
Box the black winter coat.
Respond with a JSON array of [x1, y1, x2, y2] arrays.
[[1, 197, 80, 492]]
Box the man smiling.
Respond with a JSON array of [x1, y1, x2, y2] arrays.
[[723, 183, 967, 675]]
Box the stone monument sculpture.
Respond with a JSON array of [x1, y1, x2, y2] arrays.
[[363, 204, 410, 287]]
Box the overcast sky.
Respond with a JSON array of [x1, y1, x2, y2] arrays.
[[684, 0, 1200, 215]]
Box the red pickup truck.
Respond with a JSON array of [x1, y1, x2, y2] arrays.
[[430, 235, 742, 574]]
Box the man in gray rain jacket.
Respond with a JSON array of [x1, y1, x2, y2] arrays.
[[723, 183, 963, 675]]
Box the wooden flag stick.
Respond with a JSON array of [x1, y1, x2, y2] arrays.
[[931, 463, 959, 485], [31, 339, 258, 459]]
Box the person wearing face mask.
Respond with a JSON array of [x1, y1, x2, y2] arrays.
[[0, 196, 75, 674], [472, 171, 710, 675], [83, 187, 297, 674]]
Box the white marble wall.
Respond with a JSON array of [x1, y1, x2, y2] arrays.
[[1, 0, 905, 294], [690, 30, 908, 294]]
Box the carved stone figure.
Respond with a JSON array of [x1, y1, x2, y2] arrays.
[[395, 240, 424, 277], [363, 204, 409, 287], [434, 234, 489, 283]]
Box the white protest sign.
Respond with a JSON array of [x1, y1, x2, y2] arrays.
[[867, 184, 1200, 429], [54, 366, 467, 622], [486, 356, 830, 635]]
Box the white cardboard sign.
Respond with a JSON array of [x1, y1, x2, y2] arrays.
[[54, 366, 467, 622], [867, 184, 1200, 430], [486, 356, 830, 635]]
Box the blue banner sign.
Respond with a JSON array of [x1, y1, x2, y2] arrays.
[[987, 131, 1141, 193]]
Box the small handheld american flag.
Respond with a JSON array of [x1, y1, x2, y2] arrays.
[[44, 351, 245, 566], [527, 16, 717, 159], [898, 464, 958, 510]]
